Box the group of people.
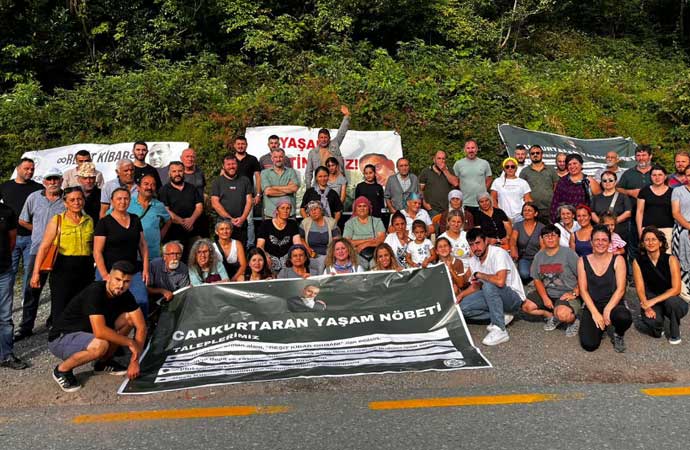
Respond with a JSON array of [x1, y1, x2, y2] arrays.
[[2, 112, 690, 391]]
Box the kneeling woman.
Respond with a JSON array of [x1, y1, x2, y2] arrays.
[[577, 225, 632, 352], [633, 226, 688, 344]]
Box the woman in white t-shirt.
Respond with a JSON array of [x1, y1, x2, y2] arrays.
[[384, 211, 411, 268], [438, 209, 472, 269], [491, 157, 532, 223], [555, 204, 581, 248]]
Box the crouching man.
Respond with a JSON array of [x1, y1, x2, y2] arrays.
[[522, 224, 581, 336], [48, 260, 146, 392], [457, 228, 526, 346]]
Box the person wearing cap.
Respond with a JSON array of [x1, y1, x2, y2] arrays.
[[15, 167, 66, 341], [61, 150, 105, 189], [400, 192, 434, 237], [100, 159, 137, 219], [519, 145, 559, 224], [433, 190, 475, 234], [549, 153, 601, 223], [299, 165, 343, 222], [513, 145, 528, 176], [343, 196, 386, 269], [300, 200, 341, 275], [490, 157, 533, 224], [419, 151, 458, 218], [75, 162, 102, 225]]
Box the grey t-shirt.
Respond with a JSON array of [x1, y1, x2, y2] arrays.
[[19, 190, 66, 255], [530, 247, 579, 299], [453, 157, 492, 207], [343, 216, 385, 240]]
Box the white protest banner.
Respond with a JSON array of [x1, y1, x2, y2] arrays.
[[245, 126, 403, 207], [15, 142, 189, 182]]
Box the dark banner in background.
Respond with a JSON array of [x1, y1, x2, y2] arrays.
[[119, 266, 491, 395], [498, 124, 638, 175]]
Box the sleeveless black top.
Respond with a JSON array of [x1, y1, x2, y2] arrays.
[[636, 253, 672, 296], [583, 254, 619, 306]]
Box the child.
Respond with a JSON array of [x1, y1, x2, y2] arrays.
[[354, 164, 385, 218], [600, 211, 626, 255], [406, 220, 436, 268]]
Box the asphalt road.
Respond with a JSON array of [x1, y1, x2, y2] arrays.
[[6, 285, 690, 449]]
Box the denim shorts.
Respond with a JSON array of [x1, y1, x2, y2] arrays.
[[48, 331, 95, 360]]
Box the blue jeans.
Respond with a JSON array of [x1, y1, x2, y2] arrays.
[[460, 282, 523, 329], [18, 254, 48, 333], [95, 269, 149, 316], [0, 270, 14, 360], [10, 235, 31, 295], [517, 258, 533, 284]]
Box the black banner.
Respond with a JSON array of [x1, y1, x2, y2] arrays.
[[119, 266, 491, 394]]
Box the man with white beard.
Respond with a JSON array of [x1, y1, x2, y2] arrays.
[[147, 241, 190, 303]]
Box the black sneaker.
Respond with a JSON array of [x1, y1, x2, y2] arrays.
[[13, 329, 33, 342], [94, 359, 128, 375], [52, 365, 81, 392], [0, 354, 29, 370], [612, 333, 626, 353]]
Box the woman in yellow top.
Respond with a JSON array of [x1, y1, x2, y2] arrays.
[[31, 186, 94, 324]]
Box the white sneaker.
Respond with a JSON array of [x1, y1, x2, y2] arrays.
[[482, 326, 510, 346], [504, 314, 514, 327]]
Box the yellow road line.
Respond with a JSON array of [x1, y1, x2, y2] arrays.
[[641, 386, 690, 397], [72, 405, 290, 424], [369, 393, 575, 410]]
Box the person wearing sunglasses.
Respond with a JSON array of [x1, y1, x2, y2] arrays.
[[591, 170, 632, 245], [520, 145, 559, 225], [490, 157, 532, 224]]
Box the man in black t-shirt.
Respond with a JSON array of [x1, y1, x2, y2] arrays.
[[132, 141, 163, 189], [211, 154, 253, 246], [159, 161, 205, 261], [0, 157, 42, 298], [231, 136, 261, 247], [48, 261, 146, 392]]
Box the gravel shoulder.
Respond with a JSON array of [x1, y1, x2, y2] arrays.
[[6, 283, 690, 409]]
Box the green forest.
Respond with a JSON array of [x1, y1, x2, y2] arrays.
[[1, 0, 690, 177]]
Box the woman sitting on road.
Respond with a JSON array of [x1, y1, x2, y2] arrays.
[[299, 200, 340, 275], [244, 247, 274, 281], [555, 204, 580, 249], [277, 245, 313, 279], [323, 237, 364, 275], [188, 238, 229, 286], [257, 199, 302, 273], [577, 225, 631, 353], [343, 196, 385, 269], [370, 243, 402, 271], [633, 226, 687, 344]]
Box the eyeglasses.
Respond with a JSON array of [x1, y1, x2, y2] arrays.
[[504, 165, 517, 169], [601, 178, 616, 183]]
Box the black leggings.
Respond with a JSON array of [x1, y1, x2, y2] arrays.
[[579, 302, 632, 352], [49, 254, 94, 323], [637, 296, 689, 340]]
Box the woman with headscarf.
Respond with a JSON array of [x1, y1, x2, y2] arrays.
[[343, 196, 386, 269], [299, 200, 340, 275], [300, 165, 343, 222], [401, 192, 434, 237], [257, 199, 302, 273], [550, 153, 601, 223], [491, 157, 533, 224], [433, 189, 474, 234]]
